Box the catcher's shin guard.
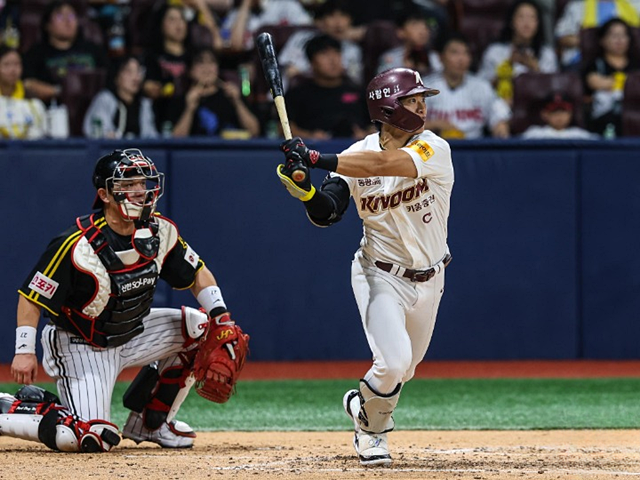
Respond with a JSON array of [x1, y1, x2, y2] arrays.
[[124, 361, 195, 430], [0, 387, 120, 453], [355, 380, 401, 434]]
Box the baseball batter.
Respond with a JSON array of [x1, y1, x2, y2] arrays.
[[277, 67, 454, 466], [2, 149, 249, 452]]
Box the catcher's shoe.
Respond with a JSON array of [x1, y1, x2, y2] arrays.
[[0, 392, 16, 414], [122, 411, 196, 448], [343, 389, 392, 466]]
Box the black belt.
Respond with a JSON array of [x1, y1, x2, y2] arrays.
[[375, 254, 452, 282]]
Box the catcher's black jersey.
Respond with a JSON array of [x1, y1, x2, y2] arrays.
[[19, 212, 205, 320]]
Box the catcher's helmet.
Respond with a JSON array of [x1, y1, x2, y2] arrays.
[[366, 67, 439, 133], [91, 149, 164, 212]]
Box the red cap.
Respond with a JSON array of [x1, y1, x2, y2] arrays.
[[543, 93, 573, 112]]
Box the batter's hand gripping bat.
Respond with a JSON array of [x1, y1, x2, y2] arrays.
[[256, 32, 307, 183]]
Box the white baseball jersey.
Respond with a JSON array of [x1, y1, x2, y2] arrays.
[[333, 130, 454, 269], [422, 72, 512, 139], [478, 42, 558, 83]]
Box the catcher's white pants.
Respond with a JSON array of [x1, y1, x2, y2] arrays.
[[41, 308, 188, 422], [351, 251, 446, 394]]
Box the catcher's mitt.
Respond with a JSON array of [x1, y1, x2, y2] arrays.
[[192, 314, 250, 403]]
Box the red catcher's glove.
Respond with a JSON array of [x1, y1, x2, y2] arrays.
[[192, 314, 250, 403]]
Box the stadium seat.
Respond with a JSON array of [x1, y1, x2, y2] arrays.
[[511, 72, 585, 134], [360, 20, 402, 84], [127, 0, 156, 54], [458, 0, 511, 70], [59, 69, 107, 137], [622, 72, 640, 136]]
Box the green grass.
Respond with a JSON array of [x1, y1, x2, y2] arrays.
[[3, 378, 640, 431]]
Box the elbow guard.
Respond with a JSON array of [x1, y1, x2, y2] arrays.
[[304, 176, 350, 227]]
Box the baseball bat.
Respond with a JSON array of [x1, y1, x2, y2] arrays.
[[256, 32, 307, 183]]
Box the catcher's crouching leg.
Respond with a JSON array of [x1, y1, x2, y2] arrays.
[[0, 386, 120, 453], [122, 307, 207, 448]]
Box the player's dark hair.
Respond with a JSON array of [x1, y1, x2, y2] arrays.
[[498, 0, 545, 57], [304, 34, 341, 62]]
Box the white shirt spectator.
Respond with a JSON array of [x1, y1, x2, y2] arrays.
[[521, 124, 600, 139], [83, 90, 158, 139], [478, 42, 558, 83], [221, 0, 312, 50], [279, 30, 363, 87], [422, 72, 512, 139], [0, 96, 47, 139]]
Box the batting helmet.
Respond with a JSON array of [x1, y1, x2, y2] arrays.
[[366, 68, 439, 133], [91, 149, 164, 211]]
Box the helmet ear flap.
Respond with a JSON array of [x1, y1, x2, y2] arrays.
[[380, 106, 394, 119]]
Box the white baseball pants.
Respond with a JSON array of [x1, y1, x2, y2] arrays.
[[351, 251, 446, 394], [41, 308, 189, 422]]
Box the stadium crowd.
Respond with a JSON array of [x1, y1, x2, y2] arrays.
[[0, 0, 639, 140]]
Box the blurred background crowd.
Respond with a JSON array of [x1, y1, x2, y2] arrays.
[[0, 0, 639, 141]]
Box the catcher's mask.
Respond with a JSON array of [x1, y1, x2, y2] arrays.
[[366, 67, 439, 133], [92, 149, 164, 221]]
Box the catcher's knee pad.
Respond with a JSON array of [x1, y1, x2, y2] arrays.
[[182, 306, 209, 346], [356, 379, 402, 434]]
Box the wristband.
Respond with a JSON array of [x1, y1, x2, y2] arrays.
[[309, 152, 338, 172], [197, 285, 227, 318], [16, 326, 37, 354]]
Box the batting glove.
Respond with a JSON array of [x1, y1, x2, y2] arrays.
[[276, 162, 316, 201]]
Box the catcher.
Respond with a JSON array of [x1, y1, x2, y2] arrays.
[[2, 148, 249, 452]]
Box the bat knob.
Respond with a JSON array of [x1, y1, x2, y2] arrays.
[[292, 169, 307, 183]]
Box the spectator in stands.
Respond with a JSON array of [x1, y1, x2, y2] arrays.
[[0, 46, 47, 139], [279, 0, 363, 87], [223, 0, 312, 52], [82, 55, 158, 139], [162, 47, 260, 137], [180, 0, 225, 51], [377, 6, 443, 78], [423, 33, 511, 139], [555, 0, 640, 70], [284, 34, 372, 139], [143, 4, 194, 133], [478, 0, 558, 105], [22, 1, 108, 103], [583, 17, 640, 136], [521, 91, 599, 138]]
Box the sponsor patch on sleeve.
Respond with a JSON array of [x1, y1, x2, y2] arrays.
[[29, 271, 59, 299], [406, 140, 435, 163], [184, 243, 200, 268]]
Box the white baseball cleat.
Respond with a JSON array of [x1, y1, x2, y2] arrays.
[[343, 389, 392, 466], [122, 411, 196, 448]]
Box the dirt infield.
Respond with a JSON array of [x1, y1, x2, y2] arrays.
[[2, 430, 639, 479]]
